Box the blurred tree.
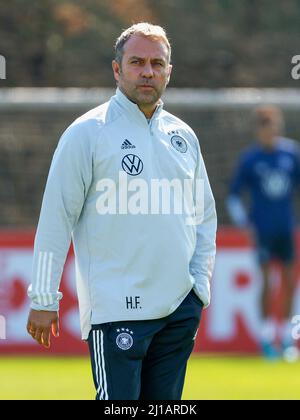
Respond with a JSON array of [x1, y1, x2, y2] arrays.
[[0, 0, 299, 87]]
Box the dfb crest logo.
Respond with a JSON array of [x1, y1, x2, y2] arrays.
[[116, 328, 134, 350], [171, 135, 187, 153]]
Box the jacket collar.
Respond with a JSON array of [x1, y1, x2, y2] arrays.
[[114, 87, 164, 126]]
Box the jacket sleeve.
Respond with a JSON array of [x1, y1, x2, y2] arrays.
[[189, 137, 217, 308], [28, 122, 94, 311]]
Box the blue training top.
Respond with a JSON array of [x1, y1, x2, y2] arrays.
[[229, 137, 300, 236]]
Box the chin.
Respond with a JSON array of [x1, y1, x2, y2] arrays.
[[138, 92, 158, 103]]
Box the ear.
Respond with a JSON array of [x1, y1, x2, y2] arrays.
[[166, 64, 173, 85], [112, 60, 121, 82]]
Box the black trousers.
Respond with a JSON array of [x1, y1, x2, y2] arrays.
[[87, 289, 203, 400]]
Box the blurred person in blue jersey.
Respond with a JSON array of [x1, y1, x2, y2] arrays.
[[227, 105, 300, 360]]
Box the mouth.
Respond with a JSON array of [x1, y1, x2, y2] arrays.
[[138, 85, 155, 90]]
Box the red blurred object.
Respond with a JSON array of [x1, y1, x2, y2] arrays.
[[0, 228, 299, 355]]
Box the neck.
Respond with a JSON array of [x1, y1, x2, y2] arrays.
[[138, 103, 158, 119], [118, 87, 159, 119], [258, 136, 277, 151]]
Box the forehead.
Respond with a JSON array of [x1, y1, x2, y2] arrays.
[[256, 108, 282, 121], [123, 34, 169, 60], [257, 113, 281, 125]]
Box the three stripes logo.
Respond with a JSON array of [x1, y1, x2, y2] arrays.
[[122, 154, 144, 176], [121, 139, 136, 149], [92, 330, 109, 400], [35, 251, 54, 306]]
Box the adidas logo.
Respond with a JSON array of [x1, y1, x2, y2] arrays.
[[121, 139, 136, 149]]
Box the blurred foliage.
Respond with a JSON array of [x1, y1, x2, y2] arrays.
[[0, 0, 300, 87]]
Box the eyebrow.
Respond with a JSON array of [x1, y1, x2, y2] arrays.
[[128, 56, 166, 63]]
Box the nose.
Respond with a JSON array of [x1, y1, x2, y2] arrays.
[[140, 62, 154, 78]]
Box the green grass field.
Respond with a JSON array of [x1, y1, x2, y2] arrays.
[[0, 355, 300, 400]]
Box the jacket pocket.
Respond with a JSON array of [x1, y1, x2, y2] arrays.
[[189, 289, 204, 307]]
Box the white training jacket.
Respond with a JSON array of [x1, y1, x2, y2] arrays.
[[28, 88, 217, 340]]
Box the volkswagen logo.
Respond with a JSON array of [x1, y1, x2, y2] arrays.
[[122, 154, 144, 176]]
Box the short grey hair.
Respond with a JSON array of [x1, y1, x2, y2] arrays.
[[114, 22, 171, 65]]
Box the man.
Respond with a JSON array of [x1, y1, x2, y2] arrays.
[[27, 23, 217, 399], [227, 105, 300, 359]]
